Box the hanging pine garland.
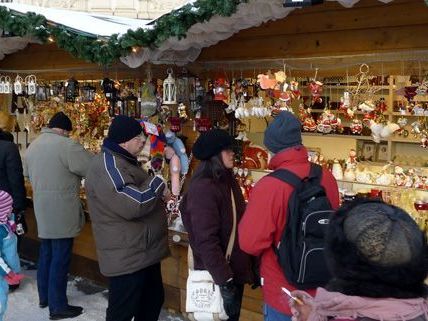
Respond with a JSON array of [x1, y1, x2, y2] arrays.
[[0, 0, 248, 66]]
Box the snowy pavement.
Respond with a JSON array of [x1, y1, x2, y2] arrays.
[[6, 268, 186, 321]]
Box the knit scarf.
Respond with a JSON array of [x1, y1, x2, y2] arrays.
[[306, 288, 428, 321]]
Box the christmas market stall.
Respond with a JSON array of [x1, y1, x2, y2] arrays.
[[1, 0, 428, 320]]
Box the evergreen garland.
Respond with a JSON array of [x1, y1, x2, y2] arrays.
[[0, 0, 248, 66]]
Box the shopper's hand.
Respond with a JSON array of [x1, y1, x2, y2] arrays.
[[5, 271, 25, 285], [219, 280, 241, 318], [15, 211, 27, 235], [289, 290, 313, 321], [162, 188, 172, 203]]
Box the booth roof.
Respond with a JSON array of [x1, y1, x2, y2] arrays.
[[123, 0, 394, 67], [0, 0, 394, 67], [0, 3, 152, 37]]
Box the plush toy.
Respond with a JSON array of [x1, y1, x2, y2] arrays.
[[165, 131, 189, 175]]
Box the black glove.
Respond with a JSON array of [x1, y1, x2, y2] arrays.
[[251, 257, 261, 289], [15, 211, 27, 235], [219, 280, 241, 318]]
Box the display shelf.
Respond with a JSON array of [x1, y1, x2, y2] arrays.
[[323, 85, 390, 90], [391, 112, 428, 116], [302, 132, 382, 141], [310, 109, 365, 115], [390, 136, 422, 143]]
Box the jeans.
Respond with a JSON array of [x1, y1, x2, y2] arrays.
[[106, 263, 164, 321], [264, 304, 292, 321], [37, 238, 73, 313], [0, 229, 20, 321]]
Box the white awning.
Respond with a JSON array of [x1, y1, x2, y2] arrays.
[[0, 3, 152, 37]]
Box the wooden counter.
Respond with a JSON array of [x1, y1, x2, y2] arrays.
[[21, 203, 264, 320]]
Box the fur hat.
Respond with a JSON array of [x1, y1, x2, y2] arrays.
[[325, 199, 428, 298], [0, 191, 13, 223], [107, 115, 143, 144], [192, 129, 233, 161], [263, 111, 302, 154], [48, 112, 72, 131]]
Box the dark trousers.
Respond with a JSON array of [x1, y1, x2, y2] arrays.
[[37, 238, 74, 313], [229, 284, 245, 321], [106, 263, 164, 321]]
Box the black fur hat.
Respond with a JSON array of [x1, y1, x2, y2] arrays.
[[325, 199, 428, 298]]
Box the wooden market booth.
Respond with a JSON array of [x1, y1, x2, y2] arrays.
[[1, 0, 428, 320]]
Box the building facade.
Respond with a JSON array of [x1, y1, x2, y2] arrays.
[[1, 0, 188, 19]]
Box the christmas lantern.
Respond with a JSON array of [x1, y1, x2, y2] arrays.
[[163, 69, 177, 105], [65, 78, 79, 102], [25, 75, 37, 95], [81, 84, 96, 102], [125, 94, 139, 118]]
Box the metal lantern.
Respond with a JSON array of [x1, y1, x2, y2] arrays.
[[65, 78, 79, 102], [163, 69, 177, 105]]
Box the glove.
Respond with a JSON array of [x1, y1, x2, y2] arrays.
[[15, 211, 27, 235], [250, 256, 261, 289], [5, 271, 25, 285], [219, 280, 241, 318]]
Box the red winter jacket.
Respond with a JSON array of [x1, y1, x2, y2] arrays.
[[238, 146, 340, 316]]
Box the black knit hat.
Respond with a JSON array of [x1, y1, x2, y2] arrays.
[[192, 129, 233, 160], [48, 112, 72, 131], [325, 199, 428, 298], [107, 115, 143, 144], [263, 111, 302, 153]]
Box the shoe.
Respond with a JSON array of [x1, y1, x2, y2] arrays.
[[8, 284, 19, 292], [39, 301, 48, 309], [49, 305, 83, 320]]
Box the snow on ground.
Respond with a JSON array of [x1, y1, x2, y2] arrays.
[[5, 268, 186, 321]]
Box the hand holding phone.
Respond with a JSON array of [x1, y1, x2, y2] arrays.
[[281, 287, 304, 305]]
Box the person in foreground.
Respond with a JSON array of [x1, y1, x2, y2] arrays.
[[180, 129, 255, 321], [24, 112, 93, 320], [85, 115, 170, 321], [290, 199, 428, 321]]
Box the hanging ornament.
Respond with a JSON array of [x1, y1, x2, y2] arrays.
[[14, 75, 23, 95], [140, 82, 157, 117], [81, 84, 96, 102], [376, 97, 387, 113], [25, 75, 37, 95], [124, 93, 139, 118], [404, 86, 418, 103], [169, 116, 181, 132], [213, 77, 228, 101], [163, 69, 177, 105], [65, 78, 79, 102], [195, 117, 212, 133], [178, 103, 188, 121], [350, 119, 363, 135], [0, 76, 11, 94]]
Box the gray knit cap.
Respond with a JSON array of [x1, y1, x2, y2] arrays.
[[263, 111, 302, 154], [343, 202, 424, 267]]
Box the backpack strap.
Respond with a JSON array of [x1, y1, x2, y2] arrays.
[[268, 168, 302, 189], [308, 163, 323, 184]]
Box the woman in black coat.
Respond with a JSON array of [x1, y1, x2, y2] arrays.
[[180, 129, 255, 321]]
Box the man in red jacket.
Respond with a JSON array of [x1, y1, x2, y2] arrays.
[[238, 111, 340, 321]]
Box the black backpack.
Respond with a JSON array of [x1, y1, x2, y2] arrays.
[[268, 163, 333, 289]]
